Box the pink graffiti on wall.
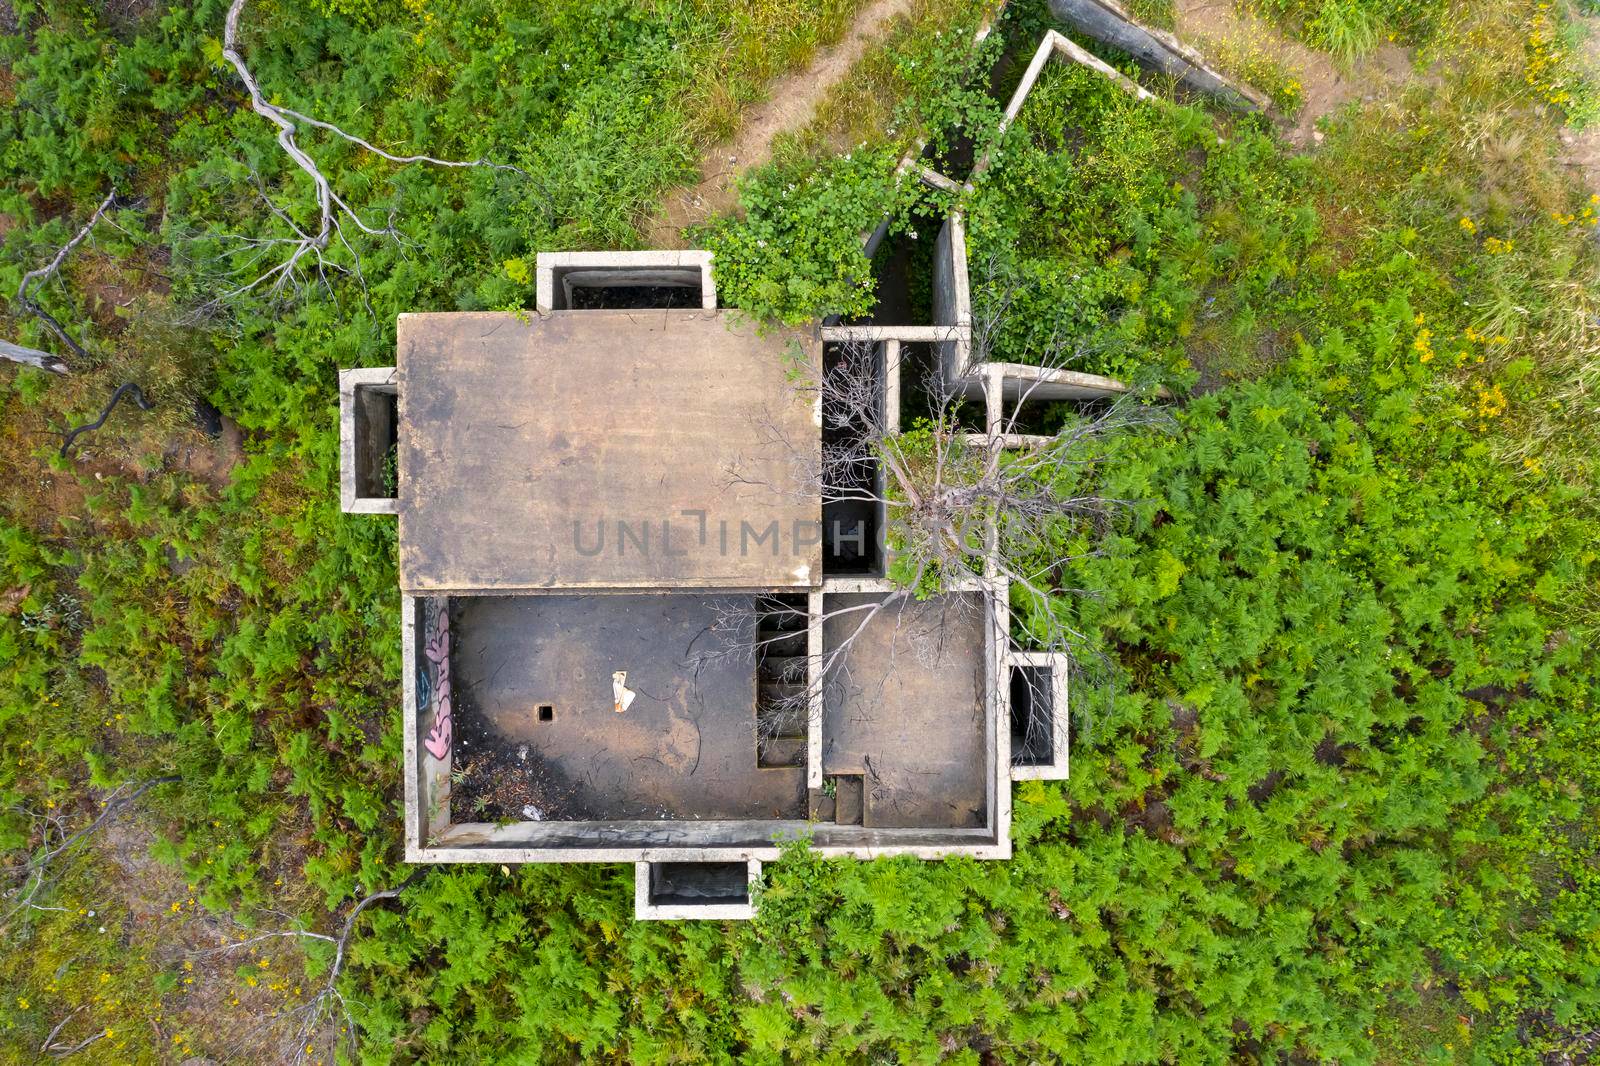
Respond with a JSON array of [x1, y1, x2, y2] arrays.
[[422, 600, 452, 760]]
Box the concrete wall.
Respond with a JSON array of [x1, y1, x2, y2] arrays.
[[931, 214, 976, 391], [1005, 650, 1072, 781], [402, 594, 453, 860], [338, 366, 399, 515], [536, 250, 716, 313], [417, 820, 1004, 864]]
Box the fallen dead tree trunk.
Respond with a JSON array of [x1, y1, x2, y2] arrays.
[[1046, 0, 1271, 112], [0, 338, 67, 375]]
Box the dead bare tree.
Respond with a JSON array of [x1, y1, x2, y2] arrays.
[[212, 0, 526, 307], [3, 189, 118, 374], [193, 876, 417, 1066], [716, 322, 1168, 757], [2, 775, 178, 930]]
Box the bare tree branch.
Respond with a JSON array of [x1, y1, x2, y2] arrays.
[[198, 875, 418, 1065], [5, 189, 118, 374], [215, 0, 525, 307], [59, 382, 154, 458], [0, 338, 68, 374], [2, 775, 178, 929], [40, 1006, 106, 1059]]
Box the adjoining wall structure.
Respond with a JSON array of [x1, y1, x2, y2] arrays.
[[535, 250, 716, 313], [877, 26, 1193, 414]]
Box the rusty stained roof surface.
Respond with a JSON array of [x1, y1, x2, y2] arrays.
[[397, 310, 822, 593]]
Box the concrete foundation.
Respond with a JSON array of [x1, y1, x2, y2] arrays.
[[338, 367, 399, 514], [343, 20, 1285, 921], [448, 594, 807, 822], [821, 593, 989, 828]]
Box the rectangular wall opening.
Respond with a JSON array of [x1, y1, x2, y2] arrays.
[[648, 861, 750, 907], [831, 774, 864, 825], [353, 385, 399, 501], [553, 267, 704, 310], [822, 342, 883, 576], [1010, 665, 1055, 767]]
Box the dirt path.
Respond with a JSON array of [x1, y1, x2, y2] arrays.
[[1557, 14, 1600, 196], [1174, 0, 1413, 148], [645, 0, 918, 246], [1180, 0, 1599, 193]]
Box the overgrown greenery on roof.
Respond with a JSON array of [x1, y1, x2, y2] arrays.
[[2, 0, 1599, 1060]]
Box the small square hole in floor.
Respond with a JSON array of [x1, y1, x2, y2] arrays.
[[538, 705, 554, 722]]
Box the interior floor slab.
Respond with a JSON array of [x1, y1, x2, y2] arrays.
[[449, 595, 807, 822], [821, 592, 989, 829]]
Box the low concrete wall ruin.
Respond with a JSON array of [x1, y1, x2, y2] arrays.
[[1046, 0, 1270, 112]]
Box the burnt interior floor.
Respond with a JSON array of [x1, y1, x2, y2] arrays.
[[448, 594, 806, 822], [821, 592, 989, 829]]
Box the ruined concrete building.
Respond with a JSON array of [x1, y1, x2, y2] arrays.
[[341, 29, 1158, 919]]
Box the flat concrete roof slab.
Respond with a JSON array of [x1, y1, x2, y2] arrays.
[[449, 595, 807, 822], [397, 310, 821, 593], [821, 592, 988, 829]]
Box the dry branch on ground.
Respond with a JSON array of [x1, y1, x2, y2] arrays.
[[4, 189, 118, 374], [194, 878, 416, 1066]]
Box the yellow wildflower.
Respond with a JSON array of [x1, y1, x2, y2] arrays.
[[1476, 384, 1508, 419], [1413, 329, 1435, 363]]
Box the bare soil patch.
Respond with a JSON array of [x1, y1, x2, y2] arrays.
[[72, 817, 319, 1063], [1558, 125, 1600, 197], [1174, 0, 1415, 147], [169, 414, 247, 490], [1557, 14, 1600, 196]]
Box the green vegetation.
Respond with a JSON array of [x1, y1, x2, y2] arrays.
[[966, 62, 1314, 383], [2, 0, 1598, 1062], [703, 0, 1006, 323]]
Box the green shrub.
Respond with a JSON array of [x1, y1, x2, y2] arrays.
[[965, 62, 1314, 385]]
